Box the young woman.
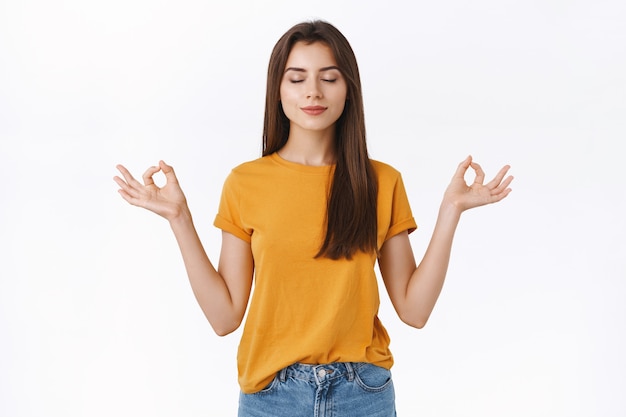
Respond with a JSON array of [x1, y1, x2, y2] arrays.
[[114, 20, 513, 417]]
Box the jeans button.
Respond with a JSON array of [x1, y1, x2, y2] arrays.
[[318, 369, 326, 378]]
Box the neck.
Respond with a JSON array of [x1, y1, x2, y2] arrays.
[[279, 126, 336, 166]]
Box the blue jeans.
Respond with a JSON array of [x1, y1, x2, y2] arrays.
[[238, 362, 397, 417]]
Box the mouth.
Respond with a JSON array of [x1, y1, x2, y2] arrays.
[[301, 106, 327, 116]]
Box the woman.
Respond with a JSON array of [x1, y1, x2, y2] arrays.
[[114, 20, 513, 417]]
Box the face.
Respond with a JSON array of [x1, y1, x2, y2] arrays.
[[279, 41, 348, 137]]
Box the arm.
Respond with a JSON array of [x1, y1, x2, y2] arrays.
[[114, 161, 253, 336], [378, 156, 513, 329]]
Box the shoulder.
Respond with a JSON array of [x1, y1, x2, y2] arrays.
[[370, 159, 403, 181], [221, 155, 285, 194], [223, 155, 278, 184], [229, 155, 274, 175], [370, 159, 400, 173]]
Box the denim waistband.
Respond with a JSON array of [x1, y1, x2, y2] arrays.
[[279, 362, 360, 385]]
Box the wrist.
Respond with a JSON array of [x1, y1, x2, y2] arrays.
[[168, 206, 193, 227], [439, 199, 463, 220]]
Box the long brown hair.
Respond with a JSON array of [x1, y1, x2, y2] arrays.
[[262, 20, 378, 260]]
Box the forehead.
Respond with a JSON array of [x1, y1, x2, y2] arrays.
[[285, 41, 338, 69]]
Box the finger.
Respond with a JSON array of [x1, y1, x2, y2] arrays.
[[159, 160, 180, 185], [142, 165, 161, 186], [490, 174, 514, 196], [115, 164, 150, 200], [116, 164, 143, 189], [470, 161, 486, 185], [117, 188, 137, 205], [112, 175, 127, 189], [113, 175, 142, 200], [490, 184, 513, 202], [485, 165, 511, 190], [452, 155, 472, 179]]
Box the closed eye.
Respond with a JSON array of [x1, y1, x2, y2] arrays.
[[322, 79, 337, 83]]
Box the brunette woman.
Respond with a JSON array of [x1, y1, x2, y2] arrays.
[[114, 20, 513, 417]]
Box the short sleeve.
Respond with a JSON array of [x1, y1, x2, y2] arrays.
[[213, 172, 252, 243], [383, 172, 417, 242]]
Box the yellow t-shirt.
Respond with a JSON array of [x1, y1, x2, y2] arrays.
[[214, 152, 417, 393]]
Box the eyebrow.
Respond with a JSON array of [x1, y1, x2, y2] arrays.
[[284, 65, 341, 73]]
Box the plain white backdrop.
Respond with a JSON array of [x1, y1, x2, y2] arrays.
[[1, 0, 624, 415]]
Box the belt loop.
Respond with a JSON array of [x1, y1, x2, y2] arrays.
[[345, 362, 355, 382], [279, 366, 287, 382]]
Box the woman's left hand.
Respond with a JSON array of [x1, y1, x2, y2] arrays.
[[443, 155, 513, 212]]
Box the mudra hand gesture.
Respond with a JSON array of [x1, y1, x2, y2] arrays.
[[443, 155, 513, 212], [113, 160, 189, 221]]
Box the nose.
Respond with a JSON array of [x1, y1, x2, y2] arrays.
[[306, 79, 323, 99]]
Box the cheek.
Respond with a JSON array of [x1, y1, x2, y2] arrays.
[[333, 87, 348, 110], [279, 78, 298, 99], [279, 85, 296, 106], [331, 83, 348, 103]]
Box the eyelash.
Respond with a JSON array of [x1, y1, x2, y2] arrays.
[[290, 79, 337, 84]]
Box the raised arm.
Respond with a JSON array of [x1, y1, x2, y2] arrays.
[[114, 161, 253, 336], [378, 156, 513, 328]]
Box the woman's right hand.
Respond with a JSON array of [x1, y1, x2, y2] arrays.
[[114, 160, 189, 221]]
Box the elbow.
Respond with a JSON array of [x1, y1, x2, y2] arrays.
[[208, 314, 243, 337], [399, 311, 430, 330], [412, 320, 428, 330], [213, 327, 234, 337], [200, 303, 245, 336], [404, 318, 428, 330], [211, 321, 240, 337]]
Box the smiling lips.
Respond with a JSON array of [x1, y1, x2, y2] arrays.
[[301, 106, 327, 116]]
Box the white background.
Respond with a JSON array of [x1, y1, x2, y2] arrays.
[[1, 0, 625, 416]]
